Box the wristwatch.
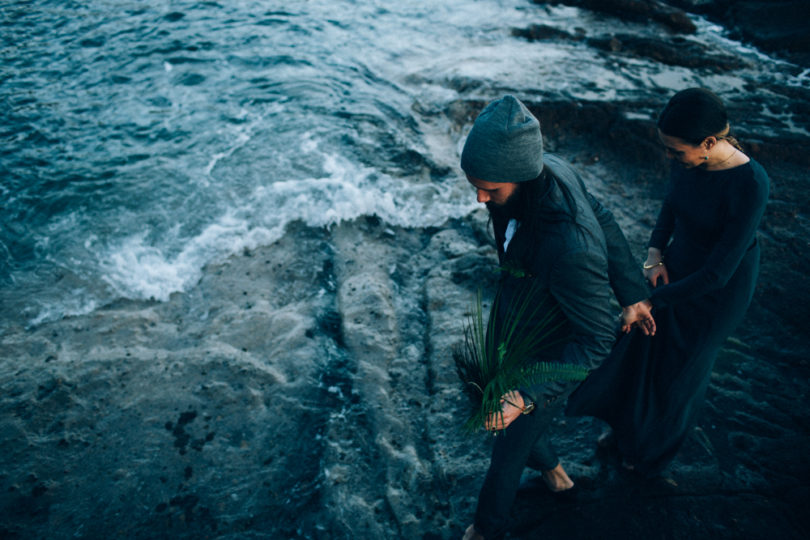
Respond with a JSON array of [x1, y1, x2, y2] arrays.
[[521, 394, 536, 415]]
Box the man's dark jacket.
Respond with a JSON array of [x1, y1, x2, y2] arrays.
[[491, 154, 649, 404]]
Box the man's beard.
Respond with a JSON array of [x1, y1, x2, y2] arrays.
[[486, 186, 523, 222]]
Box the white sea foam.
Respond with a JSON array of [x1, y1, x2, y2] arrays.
[[95, 131, 477, 306], [102, 232, 207, 301], [99, 215, 274, 302], [28, 292, 99, 328]]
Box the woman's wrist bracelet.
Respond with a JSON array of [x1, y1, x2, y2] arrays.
[[643, 261, 664, 270]]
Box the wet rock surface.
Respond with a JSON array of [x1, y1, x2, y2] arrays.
[[670, 0, 810, 66], [2, 1, 809, 539], [512, 25, 750, 71], [547, 0, 810, 65], [545, 0, 698, 34]]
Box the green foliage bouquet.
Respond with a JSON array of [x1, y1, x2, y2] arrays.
[[453, 283, 589, 433]]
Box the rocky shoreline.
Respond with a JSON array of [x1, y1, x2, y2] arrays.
[[2, 1, 809, 538], [544, 0, 810, 66]]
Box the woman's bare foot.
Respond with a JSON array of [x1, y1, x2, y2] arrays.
[[463, 524, 485, 540], [541, 463, 575, 493]]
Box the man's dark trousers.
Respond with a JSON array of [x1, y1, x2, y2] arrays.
[[473, 385, 576, 539]]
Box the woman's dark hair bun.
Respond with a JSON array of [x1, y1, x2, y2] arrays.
[[657, 88, 728, 145]]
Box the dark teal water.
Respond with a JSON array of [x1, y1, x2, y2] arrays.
[[0, 0, 799, 330]]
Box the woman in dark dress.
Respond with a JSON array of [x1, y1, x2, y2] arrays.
[[567, 88, 770, 476]]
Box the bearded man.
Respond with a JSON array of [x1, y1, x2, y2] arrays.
[[459, 95, 654, 540]]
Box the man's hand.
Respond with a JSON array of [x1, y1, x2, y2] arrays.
[[484, 390, 526, 431], [621, 299, 656, 336]]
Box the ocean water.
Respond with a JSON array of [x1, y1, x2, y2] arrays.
[[0, 0, 799, 331]]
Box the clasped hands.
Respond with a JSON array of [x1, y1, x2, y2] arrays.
[[621, 299, 656, 336], [621, 255, 669, 336]]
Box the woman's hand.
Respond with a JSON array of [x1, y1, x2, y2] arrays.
[[643, 248, 669, 288], [644, 263, 670, 288], [484, 390, 526, 431]]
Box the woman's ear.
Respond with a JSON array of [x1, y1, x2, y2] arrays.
[[702, 136, 718, 151]]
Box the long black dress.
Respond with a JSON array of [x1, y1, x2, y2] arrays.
[[566, 158, 770, 476]]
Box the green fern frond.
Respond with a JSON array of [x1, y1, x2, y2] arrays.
[[521, 362, 590, 383], [453, 280, 588, 434]]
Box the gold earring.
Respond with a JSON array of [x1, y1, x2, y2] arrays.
[[703, 156, 709, 160]]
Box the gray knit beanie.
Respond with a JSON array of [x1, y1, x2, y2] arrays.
[[460, 95, 543, 183]]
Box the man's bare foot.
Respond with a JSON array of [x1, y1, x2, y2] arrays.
[[541, 463, 575, 493], [463, 524, 485, 540]]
